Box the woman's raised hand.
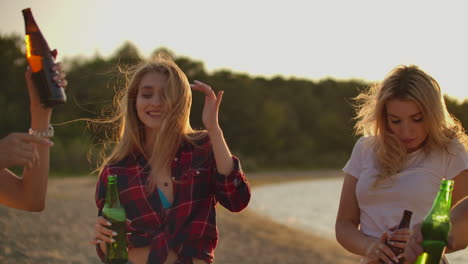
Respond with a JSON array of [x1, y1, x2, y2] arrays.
[[26, 62, 67, 111], [190, 80, 223, 133]]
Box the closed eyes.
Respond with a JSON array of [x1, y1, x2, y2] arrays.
[[390, 117, 423, 124]]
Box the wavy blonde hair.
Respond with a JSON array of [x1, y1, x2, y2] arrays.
[[353, 65, 467, 186], [97, 55, 205, 192]]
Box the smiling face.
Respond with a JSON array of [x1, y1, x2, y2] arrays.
[[385, 99, 429, 153], [136, 71, 168, 140]]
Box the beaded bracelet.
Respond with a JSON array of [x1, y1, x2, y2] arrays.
[[28, 124, 54, 138]]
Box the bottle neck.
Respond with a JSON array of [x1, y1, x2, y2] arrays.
[[428, 186, 452, 221], [398, 210, 413, 229], [106, 181, 121, 207]]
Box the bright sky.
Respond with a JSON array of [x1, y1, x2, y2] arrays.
[[1, 0, 467, 101]]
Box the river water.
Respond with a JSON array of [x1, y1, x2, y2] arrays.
[[249, 177, 467, 264]]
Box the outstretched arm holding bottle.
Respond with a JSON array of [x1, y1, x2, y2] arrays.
[[404, 175, 468, 263], [0, 63, 67, 211]]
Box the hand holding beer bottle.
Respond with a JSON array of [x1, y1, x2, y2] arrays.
[[91, 175, 128, 264], [23, 8, 66, 108], [381, 210, 412, 264], [412, 179, 454, 264]]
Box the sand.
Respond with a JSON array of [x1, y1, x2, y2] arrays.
[[0, 172, 358, 263]]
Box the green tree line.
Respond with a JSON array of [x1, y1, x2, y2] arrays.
[[1, 33, 467, 175]]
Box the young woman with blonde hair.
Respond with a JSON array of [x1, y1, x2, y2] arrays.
[[90, 56, 251, 264], [335, 65, 468, 264]]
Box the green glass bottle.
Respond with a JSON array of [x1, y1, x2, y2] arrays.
[[414, 179, 454, 264], [102, 175, 128, 264]]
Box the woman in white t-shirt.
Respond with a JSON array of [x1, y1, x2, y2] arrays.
[[335, 65, 468, 264]]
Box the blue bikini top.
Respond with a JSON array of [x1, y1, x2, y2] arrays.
[[157, 188, 172, 209]]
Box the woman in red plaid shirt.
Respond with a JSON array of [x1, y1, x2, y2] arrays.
[[90, 55, 251, 263]]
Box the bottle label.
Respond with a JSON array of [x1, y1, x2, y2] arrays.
[[103, 207, 126, 221]]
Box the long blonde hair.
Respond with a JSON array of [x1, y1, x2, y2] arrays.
[[97, 55, 205, 192], [353, 65, 467, 185]]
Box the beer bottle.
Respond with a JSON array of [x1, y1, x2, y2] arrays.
[[102, 175, 128, 264], [414, 179, 454, 264], [382, 210, 413, 264], [22, 8, 66, 107]]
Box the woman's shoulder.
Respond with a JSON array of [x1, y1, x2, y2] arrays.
[[354, 135, 376, 150], [446, 138, 467, 155]]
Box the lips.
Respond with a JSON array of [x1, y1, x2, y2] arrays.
[[147, 110, 162, 118], [402, 139, 415, 144]]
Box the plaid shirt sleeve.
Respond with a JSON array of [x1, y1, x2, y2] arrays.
[[212, 155, 251, 212]]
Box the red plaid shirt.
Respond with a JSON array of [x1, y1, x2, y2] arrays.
[[95, 135, 251, 263]]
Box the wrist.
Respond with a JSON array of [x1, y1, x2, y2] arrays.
[[207, 126, 223, 138], [363, 237, 378, 256], [29, 124, 54, 138], [30, 111, 52, 130], [30, 104, 52, 116]]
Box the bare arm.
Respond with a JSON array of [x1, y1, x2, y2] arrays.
[[336, 173, 374, 255], [0, 64, 66, 211], [335, 173, 398, 263], [190, 81, 233, 175], [208, 128, 234, 175], [446, 169, 468, 253], [20, 76, 52, 211], [451, 169, 468, 209], [448, 196, 468, 252]]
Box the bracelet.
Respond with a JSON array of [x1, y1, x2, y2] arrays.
[[29, 124, 54, 138]]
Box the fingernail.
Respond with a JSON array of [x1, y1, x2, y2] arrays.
[[112, 231, 118, 236], [107, 221, 112, 226], [97, 239, 102, 244], [110, 238, 115, 243]]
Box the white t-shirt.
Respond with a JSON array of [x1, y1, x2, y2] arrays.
[[343, 136, 468, 238]]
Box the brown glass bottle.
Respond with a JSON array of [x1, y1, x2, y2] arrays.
[[381, 210, 413, 264], [22, 8, 66, 107]]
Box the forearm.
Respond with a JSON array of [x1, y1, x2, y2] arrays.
[[20, 108, 52, 211], [0, 169, 26, 208], [208, 127, 234, 175], [447, 198, 468, 252], [336, 220, 376, 256]]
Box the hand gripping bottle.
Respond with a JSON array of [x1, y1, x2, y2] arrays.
[[22, 8, 66, 107]]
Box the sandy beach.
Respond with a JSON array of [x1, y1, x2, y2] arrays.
[[0, 172, 358, 264]]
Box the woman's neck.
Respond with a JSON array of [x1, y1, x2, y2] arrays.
[[144, 128, 159, 156]]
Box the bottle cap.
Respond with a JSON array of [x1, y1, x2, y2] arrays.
[[440, 179, 454, 190], [108, 175, 117, 184]]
